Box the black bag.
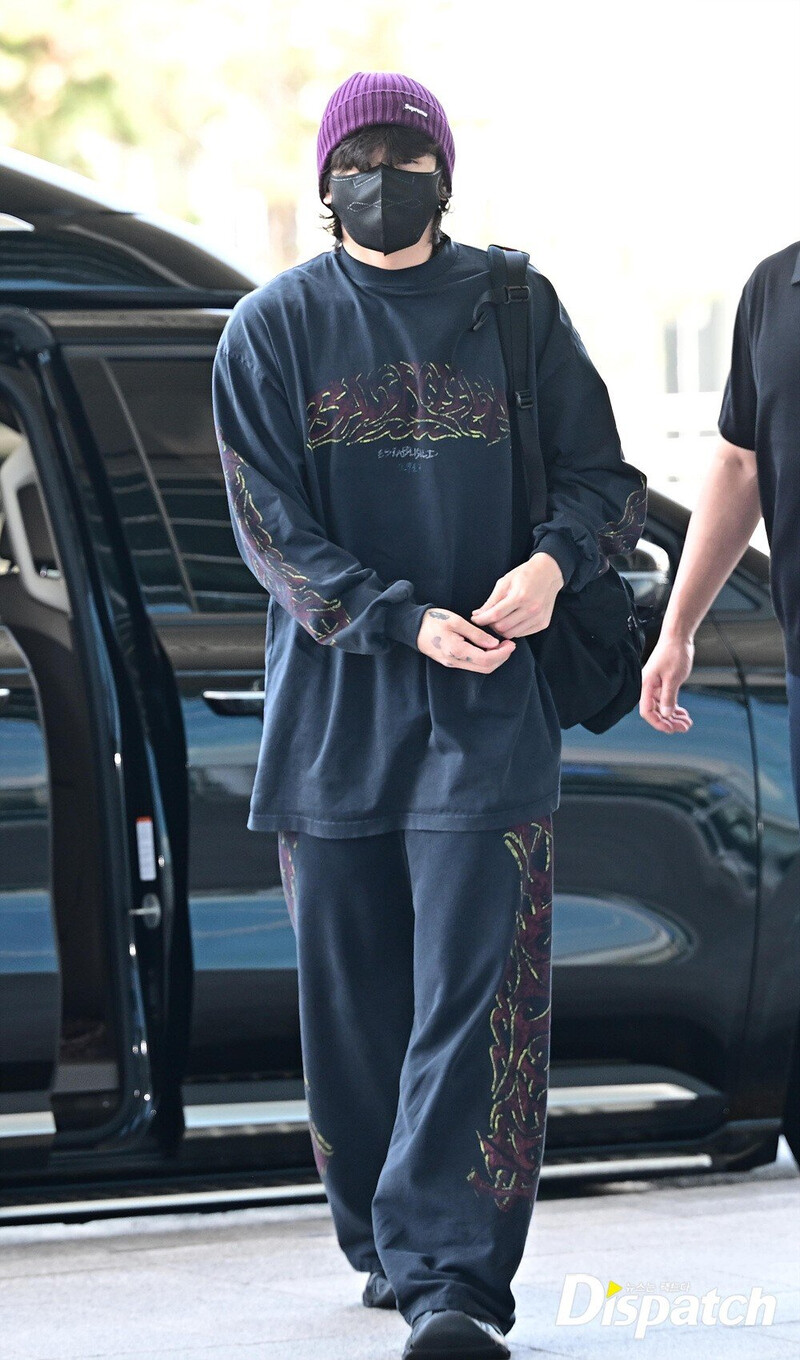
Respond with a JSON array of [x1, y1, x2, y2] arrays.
[[473, 243, 647, 733]]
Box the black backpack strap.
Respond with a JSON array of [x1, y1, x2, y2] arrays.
[[474, 244, 549, 528], [487, 244, 534, 411]]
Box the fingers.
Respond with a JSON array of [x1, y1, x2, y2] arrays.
[[639, 669, 661, 728], [456, 617, 513, 651], [479, 604, 551, 637], [439, 632, 516, 671], [471, 594, 517, 629], [640, 669, 693, 733], [423, 611, 517, 671], [473, 592, 554, 636], [645, 705, 693, 733], [657, 677, 680, 718], [470, 577, 510, 618]]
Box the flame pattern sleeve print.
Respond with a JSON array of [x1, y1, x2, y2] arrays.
[[212, 328, 431, 654], [527, 269, 648, 592]]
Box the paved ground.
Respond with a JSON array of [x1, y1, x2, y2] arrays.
[[1, 1140, 798, 1360]]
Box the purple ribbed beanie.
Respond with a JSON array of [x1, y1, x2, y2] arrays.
[[316, 71, 455, 202]]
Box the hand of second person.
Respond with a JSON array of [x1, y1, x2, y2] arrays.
[[470, 553, 565, 638], [639, 632, 694, 733]]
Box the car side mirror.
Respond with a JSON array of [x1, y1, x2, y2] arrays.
[[613, 538, 672, 623]]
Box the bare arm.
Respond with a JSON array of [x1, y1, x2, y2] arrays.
[[640, 436, 762, 732], [661, 437, 762, 640]]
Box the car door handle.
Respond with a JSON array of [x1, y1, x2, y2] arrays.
[[202, 689, 265, 716]]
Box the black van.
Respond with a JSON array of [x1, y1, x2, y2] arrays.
[[1, 150, 798, 1223]]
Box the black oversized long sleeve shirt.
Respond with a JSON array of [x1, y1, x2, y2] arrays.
[[212, 234, 648, 836]]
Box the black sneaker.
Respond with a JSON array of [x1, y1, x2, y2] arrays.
[[362, 1267, 397, 1309], [401, 1308, 510, 1358]]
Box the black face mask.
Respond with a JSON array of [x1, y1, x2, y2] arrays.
[[329, 163, 443, 256]]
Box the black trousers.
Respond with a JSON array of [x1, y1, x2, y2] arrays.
[[277, 815, 554, 1336]]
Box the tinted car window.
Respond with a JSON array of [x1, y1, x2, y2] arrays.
[[0, 229, 169, 289], [68, 354, 265, 613]]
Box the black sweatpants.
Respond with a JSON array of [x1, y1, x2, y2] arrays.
[[277, 815, 554, 1336]]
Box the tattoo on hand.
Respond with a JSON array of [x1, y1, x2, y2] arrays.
[[429, 609, 450, 620], [433, 636, 442, 649]]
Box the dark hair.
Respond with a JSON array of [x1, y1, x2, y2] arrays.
[[319, 122, 452, 251]]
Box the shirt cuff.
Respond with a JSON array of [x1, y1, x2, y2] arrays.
[[529, 530, 582, 590], [384, 599, 432, 650]]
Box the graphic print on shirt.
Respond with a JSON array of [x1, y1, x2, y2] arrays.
[[595, 468, 649, 569], [217, 430, 352, 644], [306, 360, 510, 451], [304, 1076, 334, 1180], [467, 815, 554, 1212]]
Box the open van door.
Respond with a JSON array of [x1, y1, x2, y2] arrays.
[[0, 439, 59, 1166], [0, 310, 192, 1176]]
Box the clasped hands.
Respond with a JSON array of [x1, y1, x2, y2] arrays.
[[415, 552, 565, 670]]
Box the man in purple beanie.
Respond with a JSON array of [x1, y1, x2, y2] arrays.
[[213, 70, 647, 1359]]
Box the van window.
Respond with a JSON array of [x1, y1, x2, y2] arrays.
[[67, 354, 266, 613]]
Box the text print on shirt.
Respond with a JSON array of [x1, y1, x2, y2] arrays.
[[377, 445, 438, 463]]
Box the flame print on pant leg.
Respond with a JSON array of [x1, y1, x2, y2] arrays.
[[304, 1077, 334, 1179], [277, 832, 334, 1179], [277, 829, 299, 931], [467, 815, 554, 1211]]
